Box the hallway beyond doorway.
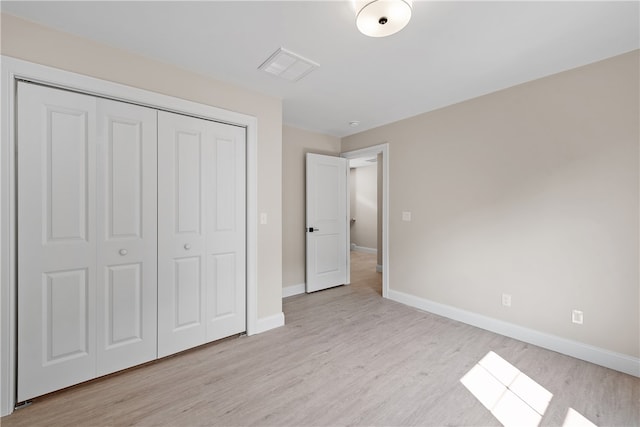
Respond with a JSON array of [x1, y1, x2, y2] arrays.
[[350, 251, 381, 296]]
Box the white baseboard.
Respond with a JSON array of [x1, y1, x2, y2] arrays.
[[376, 264, 383, 273], [388, 289, 640, 378], [283, 283, 306, 298], [254, 312, 285, 334], [352, 245, 377, 254]]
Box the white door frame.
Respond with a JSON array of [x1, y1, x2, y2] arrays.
[[0, 56, 259, 416], [341, 143, 389, 299]]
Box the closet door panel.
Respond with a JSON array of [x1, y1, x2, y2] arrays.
[[205, 125, 246, 342], [17, 83, 97, 402], [106, 263, 142, 340], [174, 256, 202, 327], [44, 269, 90, 359], [176, 133, 202, 234], [158, 111, 207, 358], [96, 100, 157, 376]]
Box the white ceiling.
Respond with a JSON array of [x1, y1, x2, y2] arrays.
[[2, 1, 638, 137]]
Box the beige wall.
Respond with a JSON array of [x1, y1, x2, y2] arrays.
[[282, 125, 341, 288], [350, 165, 378, 250], [1, 13, 283, 319], [342, 51, 640, 358]]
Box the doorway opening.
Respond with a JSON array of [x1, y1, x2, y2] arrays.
[[348, 155, 381, 295], [341, 144, 389, 298]]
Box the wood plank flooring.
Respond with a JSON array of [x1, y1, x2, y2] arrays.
[[2, 251, 638, 426]]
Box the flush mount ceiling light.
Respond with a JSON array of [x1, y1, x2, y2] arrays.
[[355, 0, 413, 37], [258, 47, 319, 82]]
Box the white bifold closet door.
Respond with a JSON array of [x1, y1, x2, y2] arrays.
[[95, 99, 157, 376], [17, 83, 157, 401], [157, 111, 246, 358]]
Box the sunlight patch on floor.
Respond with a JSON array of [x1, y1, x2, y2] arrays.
[[563, 408, 597, 427], [460, 351, 553, 427]]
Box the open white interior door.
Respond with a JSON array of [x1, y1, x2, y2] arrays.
[[305, 153, 349, 293]]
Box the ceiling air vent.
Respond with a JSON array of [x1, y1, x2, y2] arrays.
[[258, 47, 319, 82]]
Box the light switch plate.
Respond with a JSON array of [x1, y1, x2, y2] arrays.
[[572, 309, 583, 325], [260, 212, 267, 224], [402, 211, 411, 221]]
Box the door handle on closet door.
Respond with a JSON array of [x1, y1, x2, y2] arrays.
[[184, 244, 191, 250], [119, 249, 128, 256]]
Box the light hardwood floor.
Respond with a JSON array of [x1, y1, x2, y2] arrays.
[[2, 252, 638, 426]]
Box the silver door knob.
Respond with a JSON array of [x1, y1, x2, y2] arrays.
[[119, 249, 128, 256], [184, 244, 191, 250]]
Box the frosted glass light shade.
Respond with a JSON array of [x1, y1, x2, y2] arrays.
[[356, 0, 413, 37]]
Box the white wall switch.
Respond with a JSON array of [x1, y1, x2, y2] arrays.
[[260, 212, 267, 225], [402, 211, 411, 221], [572, 309, 583, 324]]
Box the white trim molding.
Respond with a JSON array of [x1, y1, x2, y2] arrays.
[[283, 283, 306, 298], [388, 289, 640, 378], [0, 55, 260, 416], [351, 245, 377, 254], [254, 312, 285, 334]]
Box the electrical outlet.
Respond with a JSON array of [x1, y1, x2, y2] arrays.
[[502, 293, 512, 307], [572, 309, 584, 325]]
